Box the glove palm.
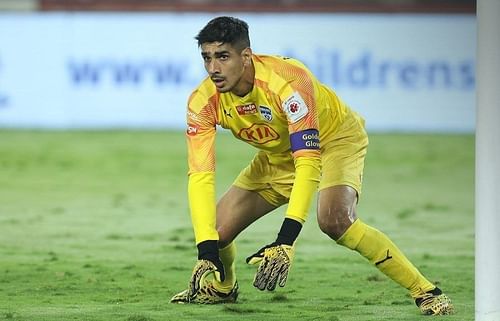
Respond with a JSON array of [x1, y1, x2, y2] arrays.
[[188, 240, 225, 300]]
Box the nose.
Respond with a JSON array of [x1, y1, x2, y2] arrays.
[[207, 59, 220, 74]]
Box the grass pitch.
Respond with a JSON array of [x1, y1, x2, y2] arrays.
[[0, 130, 473, 321]]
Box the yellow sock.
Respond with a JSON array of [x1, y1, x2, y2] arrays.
[[213, 242, 236, 292], [337, 219, 435, 298]]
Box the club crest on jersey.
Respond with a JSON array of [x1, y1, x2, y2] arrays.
[[283, 92, 308, 123], [259, 106, 273, 122], [236, 103, 257, 115], [237, 123, 280, 144]]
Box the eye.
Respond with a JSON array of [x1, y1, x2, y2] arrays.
[[219, 54, 229, 61], [202, 56, 210, 63]]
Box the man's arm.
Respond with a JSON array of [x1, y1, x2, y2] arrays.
[[186, 102, 218, 244], [247, 85, 322, 290], [246, 148, 321, 291], [185, 94, 225, 298], [188, 172, 218, 243]]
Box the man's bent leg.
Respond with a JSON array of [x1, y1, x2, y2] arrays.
[[216, 185, 277, 247], [213, 185, 277, 292], [336, 217, 453, 314], [215, 242, 236, 292], [171, 185, 277, 304], [337, 219, 435, 297], [318, 185, 436, 298]]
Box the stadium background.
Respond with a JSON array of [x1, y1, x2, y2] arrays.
[[0, 0, 475, 132], [0, 1, 475, 321]]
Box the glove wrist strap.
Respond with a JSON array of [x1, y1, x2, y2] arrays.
[[275, 218, 302, 246], [197, 240, 218, 260]]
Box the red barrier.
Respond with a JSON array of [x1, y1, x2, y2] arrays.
[[39, 0, 475, 13]]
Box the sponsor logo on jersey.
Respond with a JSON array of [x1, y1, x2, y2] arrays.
[[186, 124, 199, 136], [290, 128, 320, 152], [283, 92, 308, 123], [236, 103, 257, 115], [187, 110, 202, 122], [237, 123, 280, 144], [259, 105, 273, 122]]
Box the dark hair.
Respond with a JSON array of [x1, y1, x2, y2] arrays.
[[195, 16, 250, 51]]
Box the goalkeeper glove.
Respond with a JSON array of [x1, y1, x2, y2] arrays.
[[188, 240, 225, 299], [246, 218, 302, 291]]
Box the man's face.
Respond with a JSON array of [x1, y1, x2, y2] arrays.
[[200, 41, 250, 93]]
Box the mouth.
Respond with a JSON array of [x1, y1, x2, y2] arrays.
[[211, 77, 225, 88]]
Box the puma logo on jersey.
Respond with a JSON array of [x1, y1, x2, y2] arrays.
[[238, 123, 279, 144], [223, 107, 232, 118], [375, 250, 393, 266]]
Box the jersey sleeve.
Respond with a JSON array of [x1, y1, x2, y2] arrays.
[[186, 90, 219, 244], [276, 59, 322, 223]]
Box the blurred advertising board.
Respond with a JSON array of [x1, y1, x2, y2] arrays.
[[0, 13, 475, 131]]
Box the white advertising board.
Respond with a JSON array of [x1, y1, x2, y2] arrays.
[[0, 13, 475, 131]]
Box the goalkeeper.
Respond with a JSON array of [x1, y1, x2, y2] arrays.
[[171, 16, 453, 315]]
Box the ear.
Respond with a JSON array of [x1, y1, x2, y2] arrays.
[[241, 47, 253, 66]]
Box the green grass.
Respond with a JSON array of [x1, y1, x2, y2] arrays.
[[0, 130, 474, 321]]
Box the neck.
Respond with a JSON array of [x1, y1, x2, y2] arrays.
[[232, 61, 255, 97]]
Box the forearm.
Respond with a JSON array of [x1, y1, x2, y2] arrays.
[[285, 156, 321, 223], [188, 172, 219, 244]]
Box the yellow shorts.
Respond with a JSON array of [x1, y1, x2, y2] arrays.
[[233, 111, 368, 207]]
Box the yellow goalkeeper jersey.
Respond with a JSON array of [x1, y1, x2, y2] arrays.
[[186, 54, 351, 244]]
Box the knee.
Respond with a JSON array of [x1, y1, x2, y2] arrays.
[[317, 205, 355, 241], [216, 226, 233, 249]]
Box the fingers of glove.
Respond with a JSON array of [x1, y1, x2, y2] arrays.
[[189, 266, 210, 296], [276, 248, 292, 288], [265, 267, 280, 291], [188, 260, 215, 296], [252, 245, 294, 291], [253, 248, 274, 289], [278, 264, 290, 288], [253, 262, 268, 290], [253, 272, 267, 291], [255, 257, 280, 291], [253, 256, 274, 290], [262, 251, 291, 290], [266, 260, 289, 291]]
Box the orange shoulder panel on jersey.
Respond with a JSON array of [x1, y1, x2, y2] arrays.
[[186, 78, 219, 174], [255, 55, 321, 158]]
